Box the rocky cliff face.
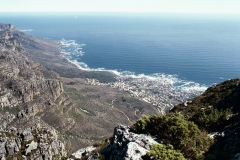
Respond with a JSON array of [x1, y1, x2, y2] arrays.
[[0, 23, 74, 159]]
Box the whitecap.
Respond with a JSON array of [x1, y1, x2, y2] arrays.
[[20, 29, 33, 32]]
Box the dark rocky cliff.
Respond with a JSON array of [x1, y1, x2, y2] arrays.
[[0, 23, 75, 159]]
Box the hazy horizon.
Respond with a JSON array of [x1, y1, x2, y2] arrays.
[[0, 0, 239, 14]]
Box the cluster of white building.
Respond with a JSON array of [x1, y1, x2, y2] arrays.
[[86, 77, 203, 114]]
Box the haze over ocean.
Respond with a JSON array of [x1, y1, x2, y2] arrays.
[[1, 13, 239, 88]]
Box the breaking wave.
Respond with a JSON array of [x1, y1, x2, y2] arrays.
[[20, 29, 33, 32], [59, 39, 207, 93]]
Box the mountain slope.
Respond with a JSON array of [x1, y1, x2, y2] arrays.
[[0, 23, 74, 159], [0, 23, 161, 157], [171, 78, 240, 159]]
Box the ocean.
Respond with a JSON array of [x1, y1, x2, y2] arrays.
[[1, 12, 240, 90]]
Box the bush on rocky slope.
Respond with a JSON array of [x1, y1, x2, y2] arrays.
[[133, 113, 213, 160]]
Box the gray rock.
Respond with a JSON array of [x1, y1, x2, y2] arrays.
[[0, 154, 6, 160], [14, 145, 19, 153], [0, 23, 15, 31], [5, 139, 16, 155], [25, 140, 38, 155], [71, 146, 96, 159], [0, 137, 7, 154], [22, 155, 27, 160], [125, 142, 148, 160], [42, 150, 52, 160], [15, 138, 21, 149], [102, 125, 159, 160], [22, 129, 34, 141], [87, 153, 99, 160], [51, 140, 59, 155]]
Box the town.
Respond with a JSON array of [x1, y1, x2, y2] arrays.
[[86, 76, 204, 114]]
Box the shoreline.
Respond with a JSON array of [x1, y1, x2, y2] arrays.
[[59, 39, 207, 88], [59, 39, 207, 113], [85, 75, 206, 114]]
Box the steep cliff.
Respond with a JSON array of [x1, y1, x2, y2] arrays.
[[0, 23, 75, 159]]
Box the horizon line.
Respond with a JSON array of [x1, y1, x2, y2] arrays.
[[0, 11, 240, 15]]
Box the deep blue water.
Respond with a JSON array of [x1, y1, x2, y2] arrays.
[[1, 13, 240, 87]]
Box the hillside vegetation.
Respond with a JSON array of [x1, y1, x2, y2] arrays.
[[75, 78, 240, 160], [131, 78, 240, 160]]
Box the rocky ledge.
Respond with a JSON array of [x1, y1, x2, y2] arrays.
[[0, 124, 66, 160], [70, 125, 159, 160]]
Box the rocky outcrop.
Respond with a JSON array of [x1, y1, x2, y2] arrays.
[[0, 126, 66, 159], [101, 125, 158, 160], [0, 23, 15, 31], [76, 125, 159, 160], [70, 146, 96, 159]]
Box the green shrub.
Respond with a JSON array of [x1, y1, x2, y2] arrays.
[[133, 113, 213, 160], [148, 144, 185, 160], [191, 108, 232, 131]]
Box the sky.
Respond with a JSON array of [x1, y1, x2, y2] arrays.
[[0, 0, 240, 14]]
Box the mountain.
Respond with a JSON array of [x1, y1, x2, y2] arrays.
[[0, 23, 160, 159], [1, 23, 239, 160], [0, 23, 70, 159]]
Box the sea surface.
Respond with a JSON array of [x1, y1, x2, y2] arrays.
[[1, 12, 240, 90]]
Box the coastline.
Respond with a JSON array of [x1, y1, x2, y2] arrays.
[[17, 30, 207, 114], [59, 39, 207, 113]]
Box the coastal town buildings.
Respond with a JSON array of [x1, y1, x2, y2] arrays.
[[86, 76, 204, 114]]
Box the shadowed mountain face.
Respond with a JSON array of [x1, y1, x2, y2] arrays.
[[0, 23, 160, 158]]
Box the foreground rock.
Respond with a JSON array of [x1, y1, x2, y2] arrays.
[[70, 146, 96, 159], [74, 125, 159, 160], [0, 125, 66, 159]]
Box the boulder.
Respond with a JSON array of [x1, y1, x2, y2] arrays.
[[124, 142, 148, 160], [25, 141, 38, 155], [71, 146, 96, 159], [102, 125, 159, 160]]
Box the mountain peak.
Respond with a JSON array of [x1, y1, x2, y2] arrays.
[[0, 23, 15, 31]]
